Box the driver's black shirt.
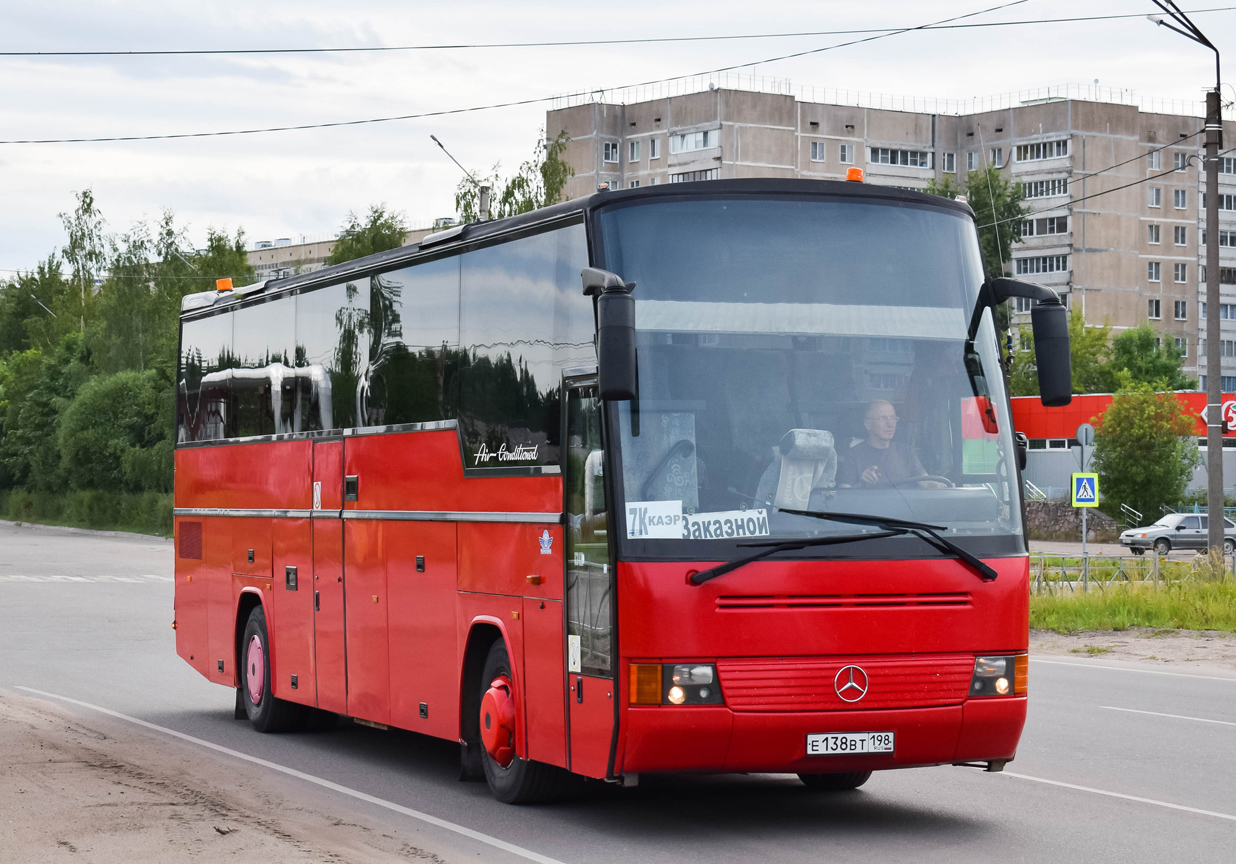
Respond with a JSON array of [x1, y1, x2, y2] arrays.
[[836, 440, 926, 488]]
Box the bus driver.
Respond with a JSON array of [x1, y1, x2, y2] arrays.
[[837, 399, 940, 489]]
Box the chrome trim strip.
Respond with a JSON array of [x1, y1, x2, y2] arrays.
[[174, 508, 315, 519], [174, 507, 561, 523], [343, 509, 561, 523]]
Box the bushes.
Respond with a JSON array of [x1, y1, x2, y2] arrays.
[[58, 368, 171, 492], [1, 488, 173, 535]]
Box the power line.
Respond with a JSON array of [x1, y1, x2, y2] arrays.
[[2, 7, 1233, 57], [0, 1, 1049, 145]]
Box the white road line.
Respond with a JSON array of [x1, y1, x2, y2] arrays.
[[15, 687, 567, 864], [1031, 657, 1236, 682], [1102, 705, 1236, 727], [999, 771, 1236, 822], [0, 574, 172, 583]]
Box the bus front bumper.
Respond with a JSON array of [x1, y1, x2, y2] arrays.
[[620, 697, 1025, 775]]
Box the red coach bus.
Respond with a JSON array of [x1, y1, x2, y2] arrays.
[[174, 178, 1071, 803]]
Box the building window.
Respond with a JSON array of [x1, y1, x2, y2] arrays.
[[1148, 224, 1161, 244], [1014, 255, 1068, 275], [1021, 178, 1069, 199], [1148, 261, 1161, 282], [649, 138, 661, 159], [669, 130, 718, 154], [628, 179, 640, 188], [1015, 140, 1068, 161], [1175, 300, 1188, 320], [1176, 337, 1187, 355], [1203, 192, 1236, 210], [1148, 298, 1161, 319], [1148, 187, 1161, 207], [1174, 189, 1187, 209], [943, 152, 956, 173], [1013, 296, 1033, 313], [629, 140, 639, 162], [810, 141, 826, 162], [1022, 215, 1068, 236], [989, 148, 1003, 168], [839, 143, 854, 164], [603, 141, 619, 163], [649, 176, 659, 185], [1175, 263, 1188, 283], [669, 168, 719, 183], [966, 151, 976, 171], [1175, 225, 1187, 246], [1200, 300, 1236, 317], [1175, 152, 1188, 172], [1148, 151, 1162, 170], [869, 148, 932, 167]]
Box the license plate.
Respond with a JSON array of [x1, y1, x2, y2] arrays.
[[806, 731, 895, 756]]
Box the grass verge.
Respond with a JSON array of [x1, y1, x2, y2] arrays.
[[0, 489, 172, 536], [1030, 580, 1236, 633]]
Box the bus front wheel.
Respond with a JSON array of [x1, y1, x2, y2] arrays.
[[240, 605, 304, 733], [478, 639, 562, 804], [798, 771, 872, 791]]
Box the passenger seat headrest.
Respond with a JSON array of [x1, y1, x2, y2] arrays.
[[779, 429, 834, 460]]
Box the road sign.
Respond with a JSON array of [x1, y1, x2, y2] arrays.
[[1076, 423, 1095, 447], [1071, 473, 1099, 508]]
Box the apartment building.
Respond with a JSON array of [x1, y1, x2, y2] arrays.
[[546, 85, 1236, 383], [246, 227, 441, 280]]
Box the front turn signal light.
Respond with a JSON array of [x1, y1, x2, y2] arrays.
[[630, 664, 662, 705], [1014, 654, 1029, 694]]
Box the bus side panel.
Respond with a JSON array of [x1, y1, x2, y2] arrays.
[[174, 515, 213, 679], [457, 523, 563, 600], [344, 518, 390, 725], [341, 430, 560, 515], [270, 518, 316, 706], [175, 440, 312, 510], [457, 598, 525, 759], [387, 521, 460, 739], [522, 597, 568, 769]]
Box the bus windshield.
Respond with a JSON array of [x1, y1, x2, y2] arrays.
[[597, 194, 1021, 555]]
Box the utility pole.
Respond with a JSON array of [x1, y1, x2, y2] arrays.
[[1150, 2, 1223, 551]]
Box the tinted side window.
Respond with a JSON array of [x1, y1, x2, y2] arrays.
[[458, 225, 590, 471], [296, 281, 370, 431], [364, 257, 461, 426], [232, 296, 295, 437], [178, 310, 233, 443]]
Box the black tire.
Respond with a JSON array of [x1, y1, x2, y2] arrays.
[[479, 640, 563, 804], [1130, 547, 1145, 556], [798, 771, 872, 791], [1223, 539, 1235, 556], [1153, 538, 1171, 556], [240, 605, 305, 733]]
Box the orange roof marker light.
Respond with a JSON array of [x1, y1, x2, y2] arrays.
[[215, 277, 233, 292], [846, 167, 864, 182]]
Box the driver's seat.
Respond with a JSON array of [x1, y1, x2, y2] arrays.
[[754, 429, 837, 509]]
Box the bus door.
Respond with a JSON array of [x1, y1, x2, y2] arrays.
[[564, 376, 616, 778], [312, 439, 347, 714]]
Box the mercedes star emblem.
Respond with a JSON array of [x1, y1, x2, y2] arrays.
[[834, 665, 869, 702]]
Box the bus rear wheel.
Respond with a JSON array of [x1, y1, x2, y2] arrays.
[[798, 771, 872, 791], [478, 639, 562, 804], [240, 605, 304, 733]]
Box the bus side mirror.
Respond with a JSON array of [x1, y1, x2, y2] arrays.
[[979, 278, 1072, 408], [582, 267, 637, 401]]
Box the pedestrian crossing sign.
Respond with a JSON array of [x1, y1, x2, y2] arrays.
[[1071, 473, 1099, 508]]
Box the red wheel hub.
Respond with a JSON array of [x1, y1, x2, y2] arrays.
[[480, 674, 516, 768]]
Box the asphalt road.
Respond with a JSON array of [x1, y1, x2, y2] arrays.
[[2, 520, 1234, 863]]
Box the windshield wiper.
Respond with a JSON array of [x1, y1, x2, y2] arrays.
[[688, 530, 905, 586], [778, 509, 998, 582]]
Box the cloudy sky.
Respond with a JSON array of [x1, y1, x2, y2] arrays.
[[1, 0, 1233, 273]]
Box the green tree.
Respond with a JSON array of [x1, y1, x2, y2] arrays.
[[455, 129, 574, 223], [1092, 376, 1199, 522], [59, 189, 109, 333], [1108, 325, 1195, 391], [58, 368, 169, 492], [327, 205, 408, 265], [1008, 310, 1114, 396], [926, 165, 1028, 278], [0, 256, 70, 353]]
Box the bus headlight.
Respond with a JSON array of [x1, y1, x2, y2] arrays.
[[630, 663, 723, 705], [970, 655, 1027, 697]]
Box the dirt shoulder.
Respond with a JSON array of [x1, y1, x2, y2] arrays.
[[1031, 627, 1236, 670], [0, 688, 472, 863]]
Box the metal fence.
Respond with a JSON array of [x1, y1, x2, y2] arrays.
[[1031, 552, 1235, 594]]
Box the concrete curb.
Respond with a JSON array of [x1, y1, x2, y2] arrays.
[[0, 519, 171, 542]]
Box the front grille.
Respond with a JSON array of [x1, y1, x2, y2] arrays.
[[718, 654, 974, 711], [715, 592, 971, 611]]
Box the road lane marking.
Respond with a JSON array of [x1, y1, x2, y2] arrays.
[[999, 771, 1236, 822], [15, 687, 567, 864], [1031, 657, 1236, 682], [1102, 705, 1236, 727], [0, 574, 172, 583]]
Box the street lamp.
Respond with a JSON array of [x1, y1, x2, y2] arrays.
[[1150, 1, 1224, 552]]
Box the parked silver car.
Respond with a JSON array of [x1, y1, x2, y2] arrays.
[[1119, 513, 1236, 555]]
